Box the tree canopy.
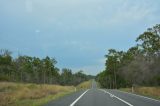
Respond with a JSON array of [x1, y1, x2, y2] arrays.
[[0, 50, 94, 85], [96, 24, 160, 88]]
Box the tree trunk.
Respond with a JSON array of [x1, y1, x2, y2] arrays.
[[43, 71, 46, 84], [114, 63, 117, 89], [21, 70, 23, 82]]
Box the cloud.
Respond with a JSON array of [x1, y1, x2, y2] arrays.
[[25, 0, 33, 13], [72, 64, 104, 75], [69, 58, 105, 75], [63, 40, 98, 52], [2, 0, 158, 30], [35, 29, 40, 33], [76, 60, 105, 75], [106, 0, 155, 25]]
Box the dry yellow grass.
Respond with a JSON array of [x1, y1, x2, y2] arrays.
[[120, 87, 160, 100], [135, 87, 160, 98], [0, 82, 74, 106], [76, 80, 92, 90]]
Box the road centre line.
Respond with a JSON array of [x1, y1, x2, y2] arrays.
[[99, 89, 133, 106], [69, 89, 89, 106]]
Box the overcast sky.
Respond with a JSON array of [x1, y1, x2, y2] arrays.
[[0, 0, 160, 75]]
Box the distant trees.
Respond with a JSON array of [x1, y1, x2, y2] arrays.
[[0, 50, 94, 85], [96, 24, 160, 88], [60, 69, 94, 86], [0, 49, 12, 81], [60, 68, 73, 85]]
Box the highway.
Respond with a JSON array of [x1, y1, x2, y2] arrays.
[[45, 80, 160, 106]]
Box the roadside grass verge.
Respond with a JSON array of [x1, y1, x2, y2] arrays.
[[0, 82, 74, 106], [120, 87, 160, 100], [14, 91, 72, 106], [76, 80, 92, 90]]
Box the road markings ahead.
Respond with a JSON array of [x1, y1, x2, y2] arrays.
[[117, 90, 160, 103], [70, 89, 90, 106], [99, 89, 133, 106]]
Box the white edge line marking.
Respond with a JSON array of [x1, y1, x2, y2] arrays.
[[117, 90, 160, 102], [70, 89, 89, 106], [99, 89, 133, 106]]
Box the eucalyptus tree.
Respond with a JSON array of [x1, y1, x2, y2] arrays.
[[42, 56, 57, 84], [0, 49, 12, 81], [60, 68, 73, 85], [136, 24, 160, 58], [105, 49, 122, 89]]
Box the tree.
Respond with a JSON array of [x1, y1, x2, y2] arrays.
[[0, 49, 93, 85], [105, 49, 122, 89], [60, 68, 73, 85], [42, 56, 57, 84], [97, 24, 160, 88], [0, 49, 12, 81], [136, 24, 160, 57]]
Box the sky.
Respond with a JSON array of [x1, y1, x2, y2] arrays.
[[0, 0, 160, 75]]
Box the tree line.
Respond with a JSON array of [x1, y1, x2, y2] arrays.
[[96, 24, 160, 89], [0, 50, 94, 85]]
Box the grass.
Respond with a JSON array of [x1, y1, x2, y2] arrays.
[[76, 80, 92, 90], [14, 91, 72, 106], [0, 82, 75, 106], [0, 80, 93, 106], [120, 87, 160, 100]]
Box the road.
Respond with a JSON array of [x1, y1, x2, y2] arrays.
[[45, 80, 160, 106]]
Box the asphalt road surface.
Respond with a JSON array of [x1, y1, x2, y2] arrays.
[[45, 80, 160, 106]]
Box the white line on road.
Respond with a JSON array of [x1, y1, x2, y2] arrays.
[[99, 89, 133, 106], [117, 90, 160, 103], [70, 89, 89, 106]]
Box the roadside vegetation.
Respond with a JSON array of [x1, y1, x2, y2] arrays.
[[120, 87, 160, 100], [0, 80, 93, 106], [76, 80, 92, 90], [0, 82, 75, 106], [0, 50, 95, 106], [96, 24, 160, 99], [0, 49, 94, 86]]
